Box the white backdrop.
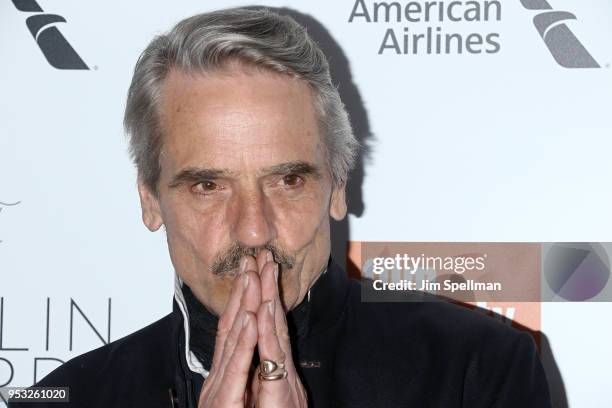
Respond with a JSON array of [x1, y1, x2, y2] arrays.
[[1, 1, 611, 406]]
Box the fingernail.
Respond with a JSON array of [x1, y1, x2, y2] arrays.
[[268, 300, 275, 317], [266, 251, 273, 262], [242, 313, 249, 328], [243, 273, 249, 289], [240, 257, 248, 272]]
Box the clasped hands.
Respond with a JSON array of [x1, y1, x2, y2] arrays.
[[198, 249, 308, 408]]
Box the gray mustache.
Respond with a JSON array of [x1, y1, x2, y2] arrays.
[[211, 243, 295, 275]]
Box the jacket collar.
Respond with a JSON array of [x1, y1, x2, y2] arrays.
[[305, 256, 351, 336]]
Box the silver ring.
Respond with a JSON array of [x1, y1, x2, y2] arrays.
[[260, 359, 285, 374], [259, 371, 288, 381], [259, 359, 287, 381]]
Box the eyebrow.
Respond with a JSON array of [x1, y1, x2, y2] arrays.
[[264, 161, 323, 179], [168, 160, 323, 188]]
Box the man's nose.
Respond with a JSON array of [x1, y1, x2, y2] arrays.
[[228, 188, 277, 249]]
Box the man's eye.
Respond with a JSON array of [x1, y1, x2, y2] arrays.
[[282, 174, 303, 187], [192, 181, 219, 194]]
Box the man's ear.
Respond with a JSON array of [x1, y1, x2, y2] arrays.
[[330, 182, 348, 221], [137, 178, 164, 231]]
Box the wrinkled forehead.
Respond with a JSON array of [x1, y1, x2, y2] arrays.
[[156, 65, 328, 178]]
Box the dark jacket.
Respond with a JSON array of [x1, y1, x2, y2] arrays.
[[11, 258, 551, 407]]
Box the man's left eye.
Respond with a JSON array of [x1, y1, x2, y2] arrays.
[[282, 174, 304, 187]]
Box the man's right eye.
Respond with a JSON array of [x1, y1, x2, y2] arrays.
[[191, 181, 219, 195]]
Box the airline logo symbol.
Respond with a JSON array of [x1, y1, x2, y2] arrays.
[[520, 0, 600, 68], [11, 0, 89, 70]]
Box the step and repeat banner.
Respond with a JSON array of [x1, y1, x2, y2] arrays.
[[1, 0, 611, 406]]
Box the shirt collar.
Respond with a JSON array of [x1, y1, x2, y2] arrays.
[[173, 273, 210, 378]]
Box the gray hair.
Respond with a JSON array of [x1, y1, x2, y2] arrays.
[[124, 7, 359, 194]]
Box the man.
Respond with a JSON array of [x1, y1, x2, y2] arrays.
[[12, 7, 551, 408]]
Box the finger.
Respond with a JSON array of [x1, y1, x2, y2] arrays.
[[242, 255, 261, 313], [242, 269, 262, 314], [256, 248, 268, 273], [218, 297, 252, 378], [212, 262, 249, 371], [257, 299, 285, 364], [274, 297, 293, 364], [204, 306, 252, 405], [219, 257, 250, 333], [258, 259, 307, 407], [259, 259, 292, 360], [265, 261, 293, 360], [260, 254, 278, 305], [217, 311, 258, 404], [219, 269, 260, 368], [257, 299, 291, 396], [243, 254, 258, 275]]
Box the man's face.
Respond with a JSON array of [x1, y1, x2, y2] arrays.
[[138, 64, 347, 316]]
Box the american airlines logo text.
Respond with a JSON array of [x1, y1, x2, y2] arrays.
[[348, 0, 600, 68]]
